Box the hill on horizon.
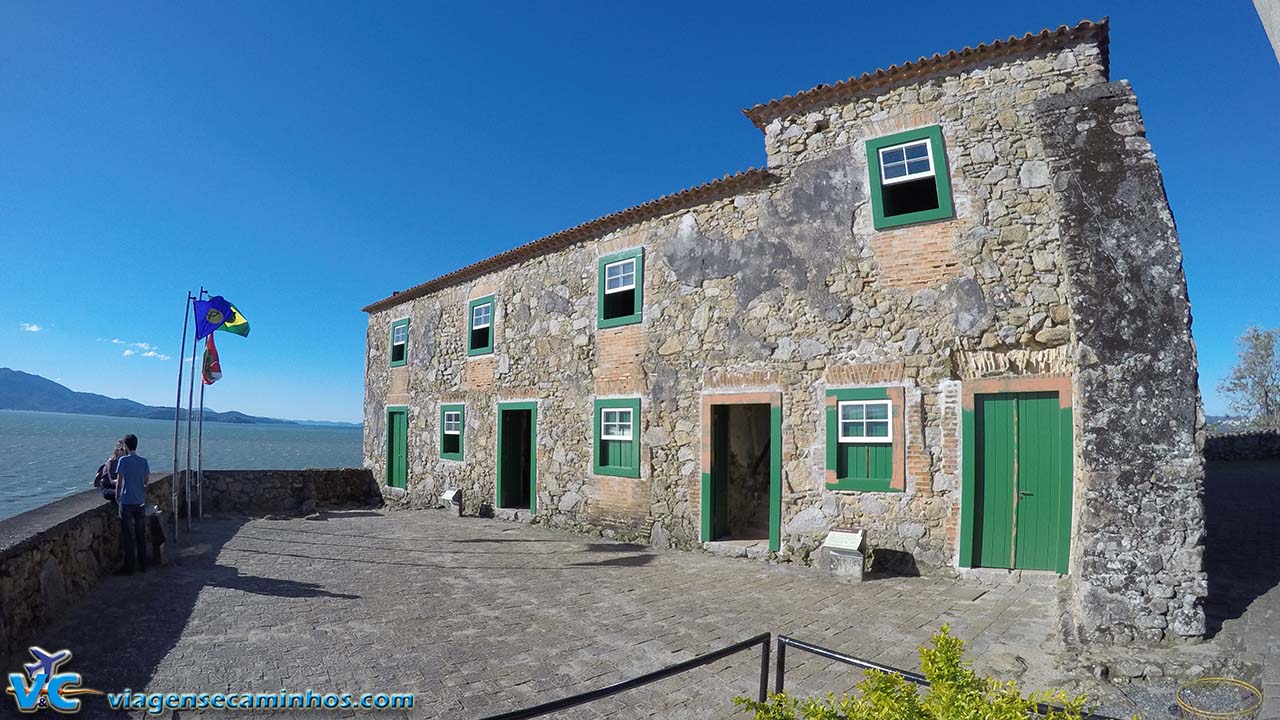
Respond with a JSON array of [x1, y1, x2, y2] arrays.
[[0, 367, 309, 425]]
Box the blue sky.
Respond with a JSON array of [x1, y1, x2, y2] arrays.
[[1, 2, 1276, 423]]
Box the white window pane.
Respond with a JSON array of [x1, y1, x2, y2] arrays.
[[866, 421, 890, 438], [904, 142, 929, 160], [881, 147, 904, 164], [841, 404, 864, 421], [392, 325, 407, 343], [883, 162, 907, 179], [906, 158, 931, 175], [865, 403, 889, 420], [472, 304, 491, 328]]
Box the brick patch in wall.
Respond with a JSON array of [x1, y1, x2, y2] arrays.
[[952, 347, 1072, 378], [589, 474, 649, 525], [703, 369, 780, 389], [868, 219, 965, 290], [388, 366, 409, 397], [464, 356, 497, 390], [824, 361, 906, 386], [863, 111, 943, 141], [595, 325, 646, 395]]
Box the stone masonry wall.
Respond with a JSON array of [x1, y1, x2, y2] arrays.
[[199, 469, 376, 515], [363, 37, 1111, 579], [1035, 81, 1207, 642], [1204, 430, 1280, 461], [0, 469, 373, 661]]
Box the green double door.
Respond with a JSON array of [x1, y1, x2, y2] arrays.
[[972, 392, 1071, 572]]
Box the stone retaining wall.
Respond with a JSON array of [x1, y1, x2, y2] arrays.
[[1205, 430, 1280, 461], [199, 469, 376, 515], [0, 468, 374, 661]]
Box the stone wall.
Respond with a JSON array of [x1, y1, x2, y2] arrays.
[[200, 468, 376, 515], [1035, 81, 1207, 642], [0, 469, 374, 661], [0, 475, 172, 661], [1205, 429, 1280, 461], [363, 37, 1105, 568]]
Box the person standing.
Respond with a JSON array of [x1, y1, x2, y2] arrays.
[[114, 434, 150, 574]]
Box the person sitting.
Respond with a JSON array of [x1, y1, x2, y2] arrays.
[[94, 440, 127, 502]]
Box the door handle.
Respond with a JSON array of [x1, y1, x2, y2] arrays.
[[1018, 491, 1033, 497]]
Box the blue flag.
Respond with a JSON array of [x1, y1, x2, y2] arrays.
[[193, 296, 233, 340]]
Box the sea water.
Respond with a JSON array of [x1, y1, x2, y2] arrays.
[[0, 409, 362, 522]]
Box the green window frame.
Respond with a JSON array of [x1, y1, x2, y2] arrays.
[[593, 397, 641, 478], [865, 125, 953, 230], [467, 295, 495, 356], [826, 387, 899, 492], [440, 403, 464, 461], [597, 248, 644, 329], [389, 318, 409, 367]]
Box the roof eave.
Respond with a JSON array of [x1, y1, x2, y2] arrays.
[[741, 18, 1110, 131], [361, 168, 777, 315]]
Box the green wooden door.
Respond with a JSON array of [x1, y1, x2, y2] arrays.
[[710, 405, 730, 540], [974, 394, 1016, 568], [1012, 392, 1068, 571], [973, 392, 1071, 572], [386, 408, 407, 489]]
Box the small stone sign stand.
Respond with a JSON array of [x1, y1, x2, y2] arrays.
[[816, 528, 867, 582]]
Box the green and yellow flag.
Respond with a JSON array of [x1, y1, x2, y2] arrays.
[[217, 303, 250, 337]]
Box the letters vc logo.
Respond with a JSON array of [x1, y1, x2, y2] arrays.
[[6, 647, 103, 714]]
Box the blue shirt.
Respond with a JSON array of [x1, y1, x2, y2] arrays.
[[114, 454, 150, 506]]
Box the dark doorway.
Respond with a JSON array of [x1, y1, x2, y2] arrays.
[[498, 406, 535, 510], [1203, 459, 1280, 637], [709, 403, 772, 541]]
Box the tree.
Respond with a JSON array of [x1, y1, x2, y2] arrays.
[[1218, 326, 1280, 428]]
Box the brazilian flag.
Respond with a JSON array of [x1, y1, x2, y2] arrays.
[[217, 303, 250, 337]]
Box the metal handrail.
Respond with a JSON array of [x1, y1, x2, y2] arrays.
[[775, 635, 1118, 720], [478, 632, 772, 720]]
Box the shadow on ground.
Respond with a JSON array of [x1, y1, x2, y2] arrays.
[[1203, 459, 1280, 638]]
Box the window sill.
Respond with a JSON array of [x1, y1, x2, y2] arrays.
[[388, 360, 408, 368], [593, 465, 640, 479], [598, 314, 642, 330], [440, 454, 463, 462], [466, 348, 493, 358], [826, 478, 899, 492], [873, 206, 954, 230]]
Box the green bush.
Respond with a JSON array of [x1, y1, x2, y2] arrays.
[[735, 626, 1087, 720]]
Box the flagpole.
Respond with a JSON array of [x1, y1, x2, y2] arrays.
[[184, 287, 205, 532], [171, 291, 193, 546], [197, 373, 206, 521]]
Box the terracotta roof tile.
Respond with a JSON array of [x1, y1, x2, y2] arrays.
[[742, 18, 1109, 130], [362, 168, 775, 314]]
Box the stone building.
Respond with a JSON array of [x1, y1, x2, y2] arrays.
[[361, 19, 1206, 643]]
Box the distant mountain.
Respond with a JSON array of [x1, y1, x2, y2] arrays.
[[0, 368, 293, 425], [290, 419, 362, 428]]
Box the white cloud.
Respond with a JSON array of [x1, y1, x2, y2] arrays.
[[19, 322, 42, 332], [132, 342, 153, 350], [140, 350, 171, 360], [111, 338, 125, 344], [122, 349, 136, 357]]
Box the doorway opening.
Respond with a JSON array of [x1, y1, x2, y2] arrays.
[[709, 403, 773, 542], [497, 404, 536, 511]]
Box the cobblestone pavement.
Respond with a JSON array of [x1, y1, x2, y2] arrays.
[[22, 508, 1073, 719], [18, 461, 1279, 720]]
